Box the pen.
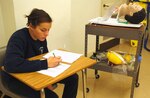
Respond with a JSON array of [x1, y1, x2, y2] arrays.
[[53, 53, 55, 57]]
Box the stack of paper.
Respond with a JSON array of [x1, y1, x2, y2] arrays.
[[37, 50, 82, 77], [43, 49, 83, 63], [38, 63, 71, 77]]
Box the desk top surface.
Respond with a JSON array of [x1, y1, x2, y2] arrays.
[[86, 23, 146, 31], [85, 23, 146, 40], [9, 54, 96, 91]]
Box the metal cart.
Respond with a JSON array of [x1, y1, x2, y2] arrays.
[[84, 24, 145, 98]]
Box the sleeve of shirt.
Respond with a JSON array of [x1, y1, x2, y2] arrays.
[[4, 33, 48, 73]]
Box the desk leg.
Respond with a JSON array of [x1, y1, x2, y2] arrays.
[[40, 89, 45, 98], [82, 69, 87, 98]]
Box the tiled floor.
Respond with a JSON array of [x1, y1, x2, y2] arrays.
[[55, 41, 150, 98]]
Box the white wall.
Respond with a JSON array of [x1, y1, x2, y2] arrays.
[[0, 0, 16, 47], [70, 0, 101, 53], [3, 0, 101, 53], [13, 0, 71, 51], [0, 3, 5, 47]]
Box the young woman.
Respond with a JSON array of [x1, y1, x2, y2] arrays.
[[2, 8, 78, 98]]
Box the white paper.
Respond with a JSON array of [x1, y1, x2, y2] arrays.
[[89, 17, 142, 28], [37, 63, 71, 77], [43, 49, 82, 63]]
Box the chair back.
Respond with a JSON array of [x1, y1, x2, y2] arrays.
[[0, 46, 27, 98], [0, 46, 6, 67]]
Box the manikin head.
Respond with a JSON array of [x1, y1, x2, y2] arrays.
[[117, 3, 146, 24]]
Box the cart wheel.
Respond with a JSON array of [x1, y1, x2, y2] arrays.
[[135, 83, 140, 87], [95, 74, 100, 79], [86, 88, 89, 93]]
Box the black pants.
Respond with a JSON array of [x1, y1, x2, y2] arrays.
[[2, 71, 78, 98]]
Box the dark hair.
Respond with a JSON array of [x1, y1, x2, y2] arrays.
[[125, 8, 146, 24], [25, 8, 52, 26]]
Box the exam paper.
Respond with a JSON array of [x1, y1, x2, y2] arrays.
[[43, 49, 83, 63], [37, 63, 71, 77]]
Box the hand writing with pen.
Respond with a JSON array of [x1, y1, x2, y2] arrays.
[[47, 53, 61, 90], [47, 53, 62, 68]]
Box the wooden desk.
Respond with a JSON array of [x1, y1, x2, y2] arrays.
[[8, 54, 96, 98]]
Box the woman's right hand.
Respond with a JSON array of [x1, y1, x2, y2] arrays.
[[47, 56, 62, 68]]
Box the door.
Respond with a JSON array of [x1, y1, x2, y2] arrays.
[[101, 0, 127, 17]]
